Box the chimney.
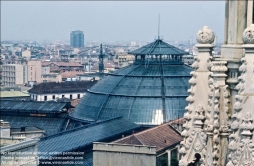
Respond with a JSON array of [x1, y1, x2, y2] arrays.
[[0, 120, 11, 138]]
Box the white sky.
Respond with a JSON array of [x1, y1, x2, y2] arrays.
[[1, 1, 225, 42]]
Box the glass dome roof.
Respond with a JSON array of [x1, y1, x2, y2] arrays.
[[70, 61, 192, 125]]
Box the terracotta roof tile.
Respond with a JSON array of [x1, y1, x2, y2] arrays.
[[169, 118, 185, 125], [42, 61, 83, 67], [114, 120, 183, 152], [28, 81, 97, 94], [56, 62, 83, 67], [42, 61, 51, 66], [62, 71, 83, 78], [71, 99, 81, 107]]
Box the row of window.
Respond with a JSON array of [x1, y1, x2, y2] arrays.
[[43, 94, 81, 101]]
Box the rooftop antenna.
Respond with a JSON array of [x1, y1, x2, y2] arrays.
[[158, 14, 160, 39]]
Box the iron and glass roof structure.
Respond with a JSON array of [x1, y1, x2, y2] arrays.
[[0, 100, 82, 135], [38, 117, 140, 158], [70, 39, 192, 125], [0, 100, 69, 113], [129, 39, 187, 55], [1, 116, 67, 135]]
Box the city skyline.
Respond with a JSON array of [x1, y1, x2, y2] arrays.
[[1, 1, 225, 42]]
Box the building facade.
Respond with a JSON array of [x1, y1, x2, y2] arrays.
[[42, 62, 84, 72], [28, 81, 97, 101], [27, 60, 42, 85], [30, 92, 85, 101], [70, 30, 84, 48], [1, 64, 26, 86], [41, 73, 62, 83], [93, 143, 157, 166]]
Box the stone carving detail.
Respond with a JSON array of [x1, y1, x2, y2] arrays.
[[206, 58, 230, 166], [196, 26, 215, 44], [236, 58, 247, 94], [205, 73, 214, 133], [211, 61, 228, 72], [212, 86, 220, 166], [194, 105, 205, 126], [226, 24, 254, 166], [242, 24, 254, 44], [239, 58, 247, 73], [227, 112, 254, 166], [180, 26, 215, 166], [192, 56, 199, 70]]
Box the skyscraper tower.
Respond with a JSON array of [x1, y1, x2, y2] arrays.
[[70, 30, 84, 48]]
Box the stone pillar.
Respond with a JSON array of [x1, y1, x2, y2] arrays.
[[166, 150, 172, 166], [247, 0, 253, 26], [209, 61, 230, 166], [0, 120, 10, 138], [179, 26, 215, 166], [226, 24, 254, 166], [220, 0, 248, 117]]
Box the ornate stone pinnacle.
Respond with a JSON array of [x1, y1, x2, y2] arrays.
[[242, 24, 254, 44], [196, 26, 215, 44]]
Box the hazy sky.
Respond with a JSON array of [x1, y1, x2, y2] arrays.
[[1, 1, 225, 42]]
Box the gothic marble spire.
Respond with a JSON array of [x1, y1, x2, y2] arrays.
[[179, 26, 215, 166], [226, 24, 254, 166]]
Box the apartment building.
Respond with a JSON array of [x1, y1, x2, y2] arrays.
[[1, 64, 27, 86], [41, 62, 83, 72], [27, 61, 42, 85], [41, 73, 62, 83]]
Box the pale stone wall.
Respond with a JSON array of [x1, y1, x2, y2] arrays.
[[27, 61, 42, 84], [41, 67, 50, 75], [221, 0, 250, 118], [2, 64, 24, 86], [0, 139, 39, 166], [93, 142, 156, 166], [11, 131, 45, 139], [0, 137, 25, 147], [22, 50, 31, 59], [0, 121, 10, 138], [41, 74, 62, 83]]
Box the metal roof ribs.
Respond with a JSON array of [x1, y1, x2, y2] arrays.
[[95, 65, 142, 120], [160, 62, 166, 123]]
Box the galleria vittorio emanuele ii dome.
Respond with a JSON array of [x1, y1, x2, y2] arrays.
[[70, 38, 192, 125]]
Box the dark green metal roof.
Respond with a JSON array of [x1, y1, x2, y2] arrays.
[[129, 39, 188, 55]]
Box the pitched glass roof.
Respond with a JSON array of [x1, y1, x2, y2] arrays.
[[1, 116, 67, 136], [128, 39, 188, 55], [38, 117, 140, 157], [0, 100, 68, 113]]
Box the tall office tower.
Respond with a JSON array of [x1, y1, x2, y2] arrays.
[[70, 30, 84, 48]]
